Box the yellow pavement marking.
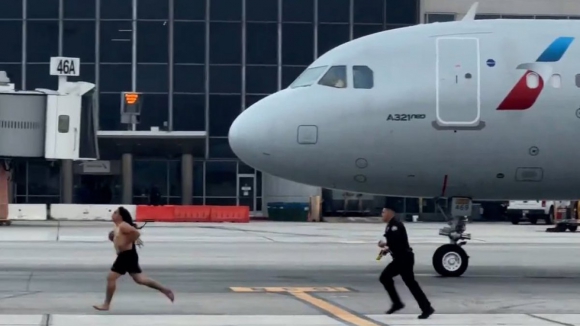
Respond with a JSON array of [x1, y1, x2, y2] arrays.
[[229, 287, 350, 293], [291, 291, 380, 326], [230, 286, 380, 326]]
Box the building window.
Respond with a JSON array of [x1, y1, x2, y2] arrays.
[[27, 0, 59, 19], [282, 0, 314, 23], [282, 23, 314, 65], [209, 95, 241, 137], [210, 0, 242, 21], [246, 0, 278, 22], [386, 0, 417, 25], [172, 94, 205, 131], [27, 21, 59, 63], [353, 0, 383, 24], [475, 14, 500, 20], [205, 161, 237, 197], [137, 0, 169, 19], [64, 0, 96, 19], [133, 160, 168, 204], [28, 161, 61, 197], [317, 24, 349, 57], [0, 0, 23, 19], [63, 21, 96, 63], [425, 13, 455, 23], [318, 0, 349, 23], [101, 0, 132, 19], [0, 21, 22, 62]]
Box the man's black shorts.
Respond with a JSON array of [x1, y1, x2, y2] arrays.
[[111, 249, 142, 275]]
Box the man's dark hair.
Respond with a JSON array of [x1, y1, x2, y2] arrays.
[[383, 205, 396, 213], [117, 206, 136, 227]]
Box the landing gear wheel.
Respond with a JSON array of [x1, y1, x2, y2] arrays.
[[510, 216, 520, 225], [568, 225, 578, 232], [433, 244, 469, 277]]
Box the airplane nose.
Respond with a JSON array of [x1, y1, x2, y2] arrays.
[[228, 101, 268, 164]]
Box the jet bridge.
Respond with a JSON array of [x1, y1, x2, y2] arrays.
[[0, 56, 98, 225]]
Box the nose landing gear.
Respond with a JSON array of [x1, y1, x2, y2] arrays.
[[433, 197, 472, 277]]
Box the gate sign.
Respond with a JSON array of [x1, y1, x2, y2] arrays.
[[50, 57, 80, 77], [121, 92, 143, 114]]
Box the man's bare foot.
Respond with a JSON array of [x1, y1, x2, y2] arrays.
[[164, 289, 175, 302], [93, 304, 110, 311]]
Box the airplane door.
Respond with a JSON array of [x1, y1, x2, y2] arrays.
[[435, 37, 483, 130]]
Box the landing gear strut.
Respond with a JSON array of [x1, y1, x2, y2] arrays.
[[433, 197, 471, 277]]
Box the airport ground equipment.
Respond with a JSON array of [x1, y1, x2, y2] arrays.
[[0, 56, 98, 225], [433, 197, 471, 277], [546, 202, 579, 232]]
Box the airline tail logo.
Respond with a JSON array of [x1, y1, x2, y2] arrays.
[[497, 36, 574, 110]]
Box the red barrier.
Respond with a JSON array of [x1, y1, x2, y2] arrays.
[[135, 205, 175, 222], [210, 206, 250, 223], [174, 205, 211, 222], [135, 205, 250, 223]]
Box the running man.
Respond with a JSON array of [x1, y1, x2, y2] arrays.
[[93, 206, 174, 311]]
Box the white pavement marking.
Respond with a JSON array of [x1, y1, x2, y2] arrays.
[[0, 315, 43, 325], [2, 314, 579, 326], [367, 314, 567, 325], [49, 315, 344, 326]]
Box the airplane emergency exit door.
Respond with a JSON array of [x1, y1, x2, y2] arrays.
[[435, 37, 482, 129]]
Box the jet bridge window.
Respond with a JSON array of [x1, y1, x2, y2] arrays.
[[58, 115, 69, 133], [290, 66, 329, 88], [318, 65, 347, 88], [353, 65, 374, 89]]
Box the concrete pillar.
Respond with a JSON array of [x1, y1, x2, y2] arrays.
[[61, 160, 73, 203], [181, 154, 193, 205], [122, 153, 133, 204]]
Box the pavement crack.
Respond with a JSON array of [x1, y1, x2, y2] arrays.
[[26, 271, 34, 292], [527, 314, 574, 326], [0, 291, 42, 301], [486, 300, 546, 313], [198, 225, 322, 238], [56, 220, 61, 241], [40, 314, 51, 326]]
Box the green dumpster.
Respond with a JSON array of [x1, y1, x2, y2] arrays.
[[267, 202, 309, 221]]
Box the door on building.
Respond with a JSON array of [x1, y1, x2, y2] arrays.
[[238, 174, 255, 213], [435, 37, 481, 129]]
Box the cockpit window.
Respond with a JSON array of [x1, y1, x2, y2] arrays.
[[290, 66, 328, 88], [353, 65, 374, 89], [318, 65, 347, 88]]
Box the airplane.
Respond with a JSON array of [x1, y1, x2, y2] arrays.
[[228, 2, 580, 278]]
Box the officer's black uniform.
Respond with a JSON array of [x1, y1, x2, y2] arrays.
[[379, 215, 434, 319]]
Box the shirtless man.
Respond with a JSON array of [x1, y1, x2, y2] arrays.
[[93, 206, 174, 311]]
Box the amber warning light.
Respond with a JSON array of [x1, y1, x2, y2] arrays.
[[124, 93, 139, 105]]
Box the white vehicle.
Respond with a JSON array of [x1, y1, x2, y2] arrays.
[[506, 200, 567, 225]]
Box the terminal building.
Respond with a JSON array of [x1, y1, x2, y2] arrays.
[[0, 0, 576, 219]]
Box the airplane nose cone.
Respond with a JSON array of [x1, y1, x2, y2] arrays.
[[228, 102, 268, 165]]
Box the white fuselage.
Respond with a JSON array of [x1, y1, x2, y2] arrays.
[[229, 19, 580, 200]]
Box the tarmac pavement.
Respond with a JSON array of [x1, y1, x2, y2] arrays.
[[1, 221, 580, 325]]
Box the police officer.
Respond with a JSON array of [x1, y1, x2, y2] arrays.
[[378, 206, 434, 319]]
